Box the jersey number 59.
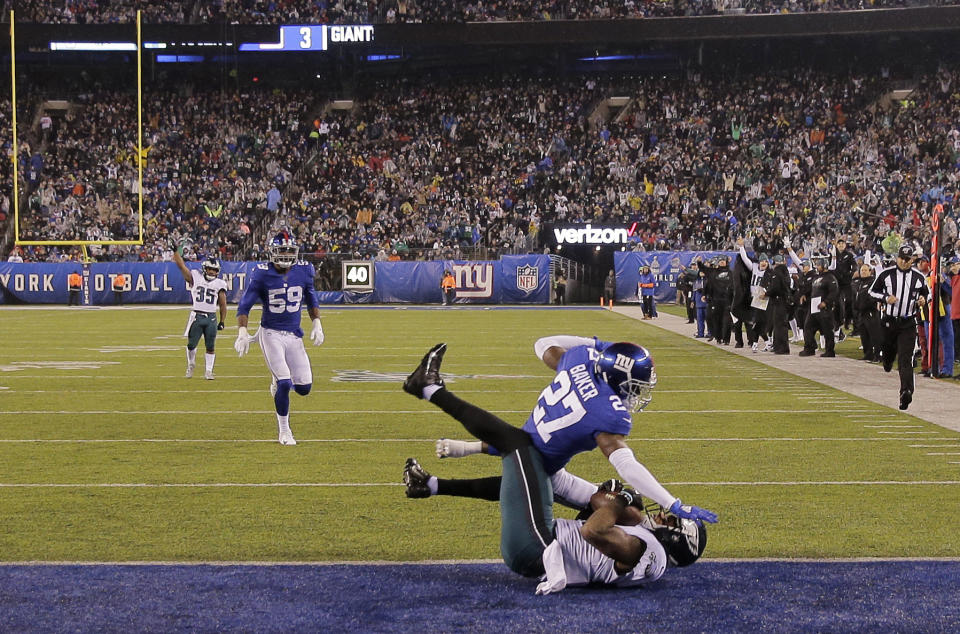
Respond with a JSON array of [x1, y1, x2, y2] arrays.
[[267, 287, 303, 313], [532, 370, 587, 443]]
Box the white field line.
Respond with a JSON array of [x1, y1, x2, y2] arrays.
[[0, 409, 878, 415], [844, 413, 900, 418], [1, 557, 960, 566], [926, 453, 960, 456], [2, 480, 960, 488], [0, 388, 800, 395], [864, 425, 924, 429], [0, 437, 933, 444], [909, 444, 960, 448], [876, 431, 941, 435]]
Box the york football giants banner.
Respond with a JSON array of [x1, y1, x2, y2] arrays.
[[0, 255, 550, 305], [614, 251, 737, 303], [0, 262, 258, 305]]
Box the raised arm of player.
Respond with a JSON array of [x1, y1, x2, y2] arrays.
[[596, 432, 718, 524], [172, 248, 192, 285], [533, 335, 601, 371]]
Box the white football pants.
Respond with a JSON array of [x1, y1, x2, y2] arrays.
[[258, 328, 313, 384]]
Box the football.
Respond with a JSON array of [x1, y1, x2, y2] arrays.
[[589, 489, 644, 526]]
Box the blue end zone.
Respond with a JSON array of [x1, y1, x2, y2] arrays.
[[327, 305, 605, 310], [1, 562, 958, 632]]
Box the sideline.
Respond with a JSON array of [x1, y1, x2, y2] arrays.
[[614, 306, 960, 433]]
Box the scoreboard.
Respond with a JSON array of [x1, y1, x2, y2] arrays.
[[239, 25, 374, 52], [342, 261, 374, 292]]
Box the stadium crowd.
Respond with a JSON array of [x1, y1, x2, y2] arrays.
[[4, 0, 960, 24], [4, 64, 960, 269]]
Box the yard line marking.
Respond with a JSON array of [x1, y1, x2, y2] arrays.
[[0, 437, 930, 444], [0, 409, 878, 415], [926, 453, 960, 456], [845, 413, 899, 418], [864, 425, 923, 429], [2, 480, 960, 488], [876, 431, 941, 435], [909, 445, 960, 448], [0, 388, 797, 395]]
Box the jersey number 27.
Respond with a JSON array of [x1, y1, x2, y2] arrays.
[[532, 370, 587, 443]]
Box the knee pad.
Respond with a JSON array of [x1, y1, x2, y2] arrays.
[[275, 378, 293, 394], [293, 383, 312, 396]]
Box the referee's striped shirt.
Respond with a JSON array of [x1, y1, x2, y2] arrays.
[[867, 266, 929, 319]]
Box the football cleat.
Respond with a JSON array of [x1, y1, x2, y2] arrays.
[[403, 458, 432, 498], [268, 231, 299, 268], [403, 343, 447, 398], [279, 430, 297, 446], [204, 370, 215, 380], [185, 363, 195, 378], [899, 390, 912, 411]]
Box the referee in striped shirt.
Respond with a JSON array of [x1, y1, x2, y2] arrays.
[[868, 245, 930, 410]]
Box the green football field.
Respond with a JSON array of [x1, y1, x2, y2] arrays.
[[0, 305, 957, 562]]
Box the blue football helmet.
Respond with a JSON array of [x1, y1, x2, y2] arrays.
[[201, 257, 221, 281], [268, 231, 299, 268], [594, 342, 656, 412]]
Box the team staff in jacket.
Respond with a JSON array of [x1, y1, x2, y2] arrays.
[[67, 270, 82, 306], [798, 254, 839, 358], [830, 236, 857, 334], [853, 263, 882, 362], [868, 245, 929, 410], [761, 254, 792, 354], [638, 266, 657, 319], [701, 256, 733, 345]]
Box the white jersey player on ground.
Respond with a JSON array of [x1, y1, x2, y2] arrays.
[[234, 231, 324, 446], [172, 244, 228, 380]]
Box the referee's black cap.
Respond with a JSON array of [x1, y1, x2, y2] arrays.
[[897, 245, 915, 260]]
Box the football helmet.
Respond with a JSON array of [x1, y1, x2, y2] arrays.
[[654, 517, 707, 567], [201, 257, 221, 281], [268, 231, 299, 268], [594, 342, 656, 412]]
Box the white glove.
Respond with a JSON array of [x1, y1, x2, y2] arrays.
[[783, 236, 791, 248], [310, 318, 324, 346], [234, 326, 254, 357]]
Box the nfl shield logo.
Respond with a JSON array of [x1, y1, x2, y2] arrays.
[[516, 265, 538, 293]]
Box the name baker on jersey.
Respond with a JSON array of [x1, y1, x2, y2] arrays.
[[569, 363, 599, 402]]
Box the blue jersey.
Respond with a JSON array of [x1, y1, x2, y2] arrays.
[[521, 343, 632, 474], [236, 262, 319, 337]]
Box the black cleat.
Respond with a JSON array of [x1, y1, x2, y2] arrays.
[[820, 351, 836, 358], [899, 390, 912, 411], [798, 349, 816, 357], [403, 458, 432, 498], [403, 343, 447, 398]]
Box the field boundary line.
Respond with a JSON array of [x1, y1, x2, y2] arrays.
[[2, 480, 960, 488]]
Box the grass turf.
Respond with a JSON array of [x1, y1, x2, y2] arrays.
[[0, 305, 957, 561]]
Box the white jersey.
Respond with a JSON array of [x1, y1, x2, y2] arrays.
[[551, 518, 667, 587], [188, 269, 228, 313]]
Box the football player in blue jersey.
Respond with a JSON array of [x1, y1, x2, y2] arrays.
[[235, 231, 325, 445], [404, 337, 717, 525]]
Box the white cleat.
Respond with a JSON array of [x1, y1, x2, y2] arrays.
[[186, 363, 195, 378], [751, 342, 759, 353], [279, 430, 297, 446], [270, 376, 277, 397], [204, 371, 215, 380]]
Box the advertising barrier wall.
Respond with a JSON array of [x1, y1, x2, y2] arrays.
[[614, 251, 737, 303], [0, 255, 551, 305]]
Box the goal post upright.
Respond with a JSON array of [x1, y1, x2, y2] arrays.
[[137, 9, 143, 244], [10, 10, 20, 246]]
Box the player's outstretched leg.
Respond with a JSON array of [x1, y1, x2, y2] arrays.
[[274, 378, 296, 445], [403, 458, 502, 500], [403, 343, 446, 398], [404, 344, 528, 455]]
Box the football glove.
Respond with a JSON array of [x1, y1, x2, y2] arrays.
[[234, 327, 254, 357], [217, 321, 225, 331], [669, 499, 719, 524], [598, 478, 624, 493], [310, 318, 324, 346]]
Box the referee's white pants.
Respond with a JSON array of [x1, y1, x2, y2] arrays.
[[258, 328, 313, 385]]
